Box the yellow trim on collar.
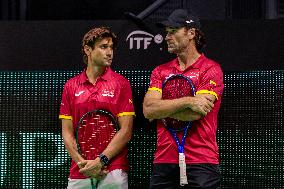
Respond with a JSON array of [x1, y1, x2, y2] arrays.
[[59, 115, 73, 120], [117, 112, 136, 117], [148, 87, 162, 93], [196, 90, 218, 100]]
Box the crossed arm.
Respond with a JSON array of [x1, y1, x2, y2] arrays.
[[143, 90, 216, 121]]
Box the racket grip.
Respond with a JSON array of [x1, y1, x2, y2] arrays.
[[179, 153, 188, 186]]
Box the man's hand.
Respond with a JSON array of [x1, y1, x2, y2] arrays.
[[78, 157, 109, 180], [189, 94, 214, 116]]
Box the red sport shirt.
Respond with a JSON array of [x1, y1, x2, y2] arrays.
[[148, 54, 224, 164], [59, 68, 135, 179]]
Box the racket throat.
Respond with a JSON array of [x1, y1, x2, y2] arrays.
[[178, 146, 184, 153], [179, 153, 188, 186]]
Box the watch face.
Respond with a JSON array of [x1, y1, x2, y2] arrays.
[[99, 154, 109, 165]]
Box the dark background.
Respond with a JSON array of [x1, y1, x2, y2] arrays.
[[0, 0, 283, 189], [0, 20, 284, 71], [2, 0, 284, 20]]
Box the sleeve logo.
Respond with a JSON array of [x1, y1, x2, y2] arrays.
[[210, 80, 217, 86]]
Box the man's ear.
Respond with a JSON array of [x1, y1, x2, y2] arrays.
[[187, 28, 196, 39], [83, 45, 92, 55]]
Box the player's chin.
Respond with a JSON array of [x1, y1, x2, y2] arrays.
[[104, 60, 112, 67], [167, 48, 176, 54]]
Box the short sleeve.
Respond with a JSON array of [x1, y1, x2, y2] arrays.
[[148, 66, 162, 93], [196, 65, 224, 100], [59, 82, 73, 120], [117, 80, 135, 117]]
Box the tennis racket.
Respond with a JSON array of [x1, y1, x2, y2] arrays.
[[161, 74, 196, 186], [75, 109, 118, 161]]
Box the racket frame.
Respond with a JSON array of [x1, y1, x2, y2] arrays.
[[161, 74, 196, 186], [75, 109, 118, 158]]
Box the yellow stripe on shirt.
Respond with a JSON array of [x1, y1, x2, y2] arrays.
[[148, 87, 162, 93], [117, 112, 136, 117], [59, 115, 73, 120], [196, 90, 218, 100]]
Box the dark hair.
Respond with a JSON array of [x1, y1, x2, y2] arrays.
[[81, 26, 117, 64], [193, 28, 206, 53]]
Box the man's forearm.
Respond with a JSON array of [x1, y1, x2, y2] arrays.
[[62, 120, 84, 164], [101, 116, 133, 160], [63, 135, 84, 164], [143, 97, 192, 120], [101, 127, 132, 160], [169, 108, 202, 121]]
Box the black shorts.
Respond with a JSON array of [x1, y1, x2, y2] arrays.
[[150, 163, 221, 189]]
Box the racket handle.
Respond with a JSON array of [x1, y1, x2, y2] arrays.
[[179, 153, 188, 186]]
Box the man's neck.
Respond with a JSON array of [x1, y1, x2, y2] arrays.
[[86, 65, 107, 84], [177, 47, 201, 71]]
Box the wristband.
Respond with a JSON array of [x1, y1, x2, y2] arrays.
[[99, 153, 109, 166]]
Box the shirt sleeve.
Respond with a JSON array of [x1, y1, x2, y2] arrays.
[[196, 64, 224, 100], [148, 66, 162, 93], [59, 82, 73, 120], [117, 79, 135, 117]]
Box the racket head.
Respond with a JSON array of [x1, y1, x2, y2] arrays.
[[75, 109, 118, 160], [162, 74, 196, 131]]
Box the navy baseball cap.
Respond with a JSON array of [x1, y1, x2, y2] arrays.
[[156, 9, 201, 29]]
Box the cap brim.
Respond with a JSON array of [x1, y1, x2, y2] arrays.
[[156, 20, 181, 28]]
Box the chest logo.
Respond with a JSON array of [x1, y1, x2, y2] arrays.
[[102, 89, 114, 97], [75, 91, 85, 97]]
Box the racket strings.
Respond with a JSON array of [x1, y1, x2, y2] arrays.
[[162, 78, 193, 100], [162, 77, 194, 130], [78, 113, 116, 159]]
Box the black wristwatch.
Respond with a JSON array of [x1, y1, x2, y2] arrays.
[[99, 153, 109, 166]]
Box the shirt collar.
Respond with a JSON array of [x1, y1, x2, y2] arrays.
[[169, 53, 205, 70], [78, 67, 113, 84]]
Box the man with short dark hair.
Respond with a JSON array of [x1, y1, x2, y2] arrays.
[[143, 9, 224, 188], [60, 26, 135, 189]]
